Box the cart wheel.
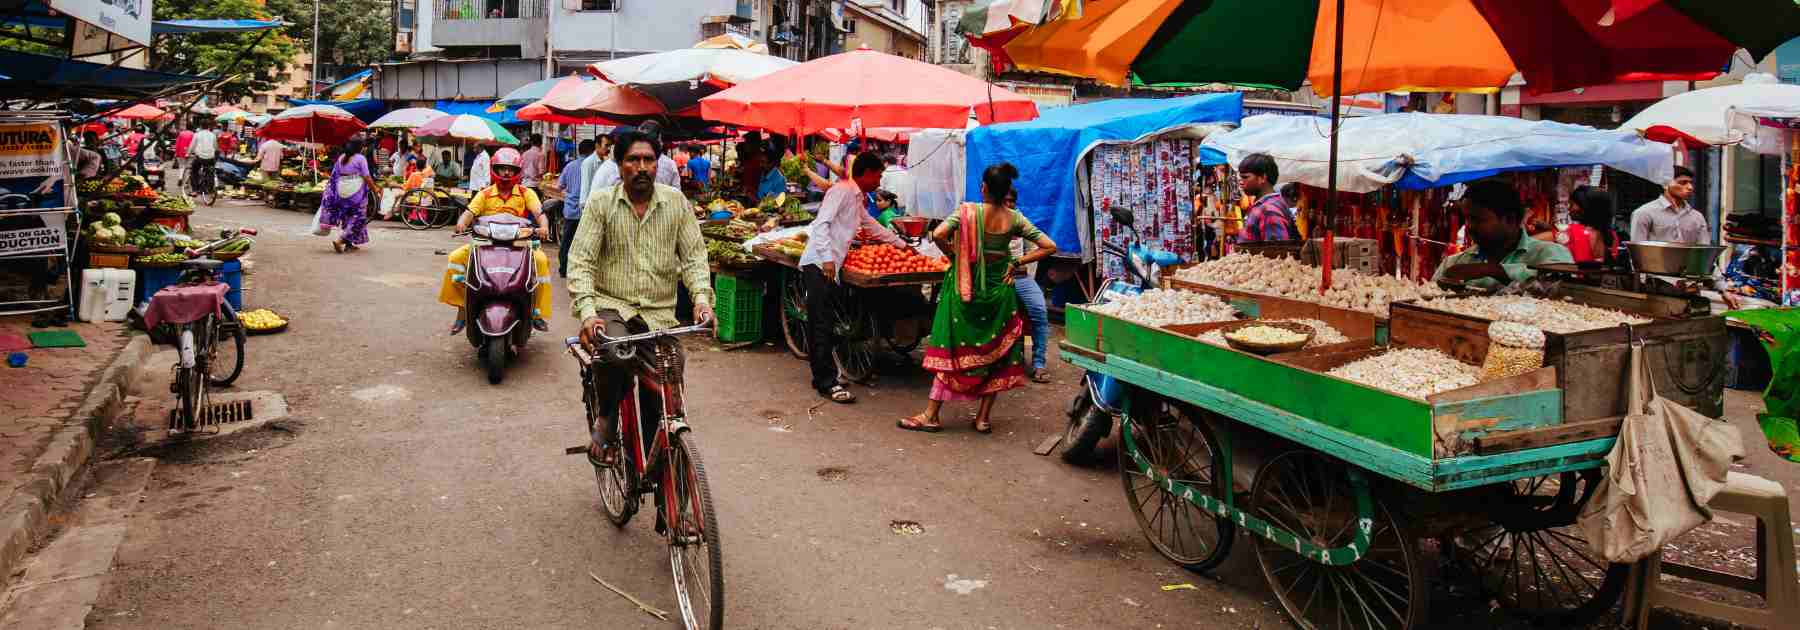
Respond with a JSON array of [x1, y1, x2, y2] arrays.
[[398, 189, 439, 230], [779, 269, 812, 359], [1252, 451, 1426, 630], [1457, 470, 1627, 626], [1119, 395, 1235, 573], [831, 299, 880, 384]]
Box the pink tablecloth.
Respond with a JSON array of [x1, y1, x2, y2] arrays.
[[145, 282, 228, 329]]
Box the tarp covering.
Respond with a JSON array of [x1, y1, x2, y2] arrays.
[[963, 92, 1244, 256], [434, 100, 522, 126], [0, 50, 209, 101], [285, 97, 388, 123], [152, 19, 287, 34], [1201, 112, 1675, 193]]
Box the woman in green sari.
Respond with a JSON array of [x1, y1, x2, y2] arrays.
[[900, 163, 1058, 433]]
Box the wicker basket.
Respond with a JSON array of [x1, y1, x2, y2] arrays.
[[88, 243, 140, 254], [1219, 321, 1315, 355]]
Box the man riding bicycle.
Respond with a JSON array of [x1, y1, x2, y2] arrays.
[[566, 128, 714, 464], [188, 120, 219, 193]]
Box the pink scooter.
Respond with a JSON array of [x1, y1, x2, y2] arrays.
[[456, 214, 542, 384]]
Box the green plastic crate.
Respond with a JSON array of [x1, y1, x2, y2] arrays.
[[713, 273, 763, 343]]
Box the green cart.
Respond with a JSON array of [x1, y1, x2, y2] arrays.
[[1059, 302, 1704, 630]]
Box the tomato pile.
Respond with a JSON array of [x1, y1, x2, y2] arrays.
[[844, 244, 950, 275]]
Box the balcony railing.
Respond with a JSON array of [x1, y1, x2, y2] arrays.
[[437, 0, 547, 21]]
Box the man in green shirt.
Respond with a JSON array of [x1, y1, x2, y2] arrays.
[[1433, 179, 1573, 290]]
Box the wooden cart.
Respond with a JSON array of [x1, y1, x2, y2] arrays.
[[752, 243, 940, 383], [1060, 293, 1726, 630]]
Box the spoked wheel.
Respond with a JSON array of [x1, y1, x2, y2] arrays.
[[207, 310, 246, 387], [1252, 451, 1426, 630], [831, 304, 880, 384], [667, 431, 723, 630], [397, 189, 440, 230], [779, 270, 811, 359], [586, 368, 637, 527], [1457, 470, 1626, 626], [1119, 395, 1235, 572]]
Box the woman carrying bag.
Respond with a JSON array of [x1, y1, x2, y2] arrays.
[[319, 138, 378, 253]]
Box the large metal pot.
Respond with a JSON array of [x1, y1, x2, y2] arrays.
[[1626, 241, 1727, 277]]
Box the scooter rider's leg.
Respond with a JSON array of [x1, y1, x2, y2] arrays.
[[439, 245, 472, 333], [531, 249, 552, 331]]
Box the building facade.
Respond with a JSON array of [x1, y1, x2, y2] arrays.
[[237, 52, 316, 115], [843, 0, 927, 59]]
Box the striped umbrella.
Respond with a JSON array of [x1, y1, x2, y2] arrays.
[[413, 114, 520, 146]]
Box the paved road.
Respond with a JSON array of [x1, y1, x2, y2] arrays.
[[84, 202, 1289, 629]]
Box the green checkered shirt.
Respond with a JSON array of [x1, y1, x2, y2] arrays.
[[568, 182, 713, 329]]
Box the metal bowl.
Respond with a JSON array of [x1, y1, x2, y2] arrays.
[[890, 216, 930, 239], [1626, 241, 1727, 278]]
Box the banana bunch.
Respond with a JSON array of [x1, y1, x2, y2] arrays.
[[238, 309, 287, 331]]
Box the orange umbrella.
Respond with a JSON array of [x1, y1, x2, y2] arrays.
[[1307, 0, 1516, 96], [700, 47, 1038, 134], [1003, 0, 1184, 87], [112, 103, 170, 121]]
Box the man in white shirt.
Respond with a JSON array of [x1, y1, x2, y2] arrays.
[[797, 152, 908, 404], [468, 147, 492, 191], [187, 120, 219, 192], [1630, 165, 1707, 243]]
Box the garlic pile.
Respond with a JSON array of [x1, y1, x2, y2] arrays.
[[1327, 348, 1479, 399], [1226, 325, 1309, 345], [1415, 295, 1650, 334], [1088, 289, 1238, 327], [1481, 321, 1547, 382], [1173, 253, 1446, 315], [1197, 319, 1349, 349]]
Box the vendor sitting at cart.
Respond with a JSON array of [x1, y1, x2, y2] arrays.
[[1433, 179, 1573, 290], [437, 147, 555, 334]]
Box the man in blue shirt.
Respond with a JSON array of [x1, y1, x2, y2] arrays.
[[686, 144, 711, 186], [558, 139, 595, 278]]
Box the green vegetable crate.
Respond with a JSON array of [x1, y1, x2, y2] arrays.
[[712, 272, 763, 343]]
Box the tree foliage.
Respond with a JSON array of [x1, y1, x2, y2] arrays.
[[265, 0, 394, 70], [151, 0, 303, 102]]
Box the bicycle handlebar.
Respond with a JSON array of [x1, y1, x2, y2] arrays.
[[564, 322, 715, 365]]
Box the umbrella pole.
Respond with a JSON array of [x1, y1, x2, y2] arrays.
[[1321, 0, 1345, 295]]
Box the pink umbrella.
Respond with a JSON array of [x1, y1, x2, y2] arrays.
[[700, 47, 1038, 134], [535, 80, 666, 123]]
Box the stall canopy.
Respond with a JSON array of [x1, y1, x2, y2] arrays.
[[151, 19, 288, 35], [286, 97, 388, 122], [0, 50, 208, 101], [963, 92, 1244, 256], [434, 100, 522, 125], [1202, 112, 1675, 193]]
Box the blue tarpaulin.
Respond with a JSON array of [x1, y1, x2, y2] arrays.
[[284, 98, 388, 123], [963, 92, 1244, 256], [152, 19, 288, 34], [435, 100, 524, 126], [1201, 112, 1675, 193], [0, 50, 208, 101]]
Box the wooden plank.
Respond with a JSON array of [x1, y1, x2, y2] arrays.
[[1388, 301, 1491, 365], [1166, 278, 1381, 340], [1032, 432, 1063, 456], [1432, 437, 1613, 491], [1430, 389, 1563, 458], [1069, 353, 1441, 491], [1427, 367, 1558, 406], [1470, 416, 1624, 455]]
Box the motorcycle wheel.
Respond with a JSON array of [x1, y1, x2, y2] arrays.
[[482, 337, 507, 384]]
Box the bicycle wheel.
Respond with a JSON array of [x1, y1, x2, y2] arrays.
[[207, 309, 246, 387], [1119, 395, 1235, 572], [397, 189, 439, 230], [172, 367, 197, 431], [1458, 471, 1627, 626], [779, 270, 811, 359], [590, 374, 638, 528], [667, 430, 723, 630]]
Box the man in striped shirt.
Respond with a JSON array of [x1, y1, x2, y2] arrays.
[[567, 129, 714, 461]]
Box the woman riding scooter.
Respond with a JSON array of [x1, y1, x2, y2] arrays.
[[436, 147, 555, 333]]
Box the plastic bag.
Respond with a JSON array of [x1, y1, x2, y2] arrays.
[[379, 188, 402, 219], [1577, 342, 1744, 563], [309, 205, 332, 237]]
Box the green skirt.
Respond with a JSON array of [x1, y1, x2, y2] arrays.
[[922, 258, 1026, 400]]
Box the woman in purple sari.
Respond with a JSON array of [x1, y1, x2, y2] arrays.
[[321, 138, 378, 253]]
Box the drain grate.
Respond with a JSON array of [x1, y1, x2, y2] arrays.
[[168, 399, 254, 431]]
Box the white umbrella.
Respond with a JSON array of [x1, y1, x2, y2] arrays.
[[369, 107, 450, 130], [588, 47, 796, 112], [1622, 73, 1800, 151]]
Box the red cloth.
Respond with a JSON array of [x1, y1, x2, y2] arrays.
[[145, 282, 228, 329]]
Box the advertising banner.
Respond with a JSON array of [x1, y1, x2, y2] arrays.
[[49, 0, 153, 47], [0, 212, 69, 258], [0, 210, 73, 315], [0, 121, 70, 214]]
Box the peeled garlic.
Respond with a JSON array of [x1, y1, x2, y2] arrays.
[[1173, 252, 1445, 316], [1089, 289, 1238, 327], [1327, 348, 1479, 399], [1417, 295, 1649, 334]]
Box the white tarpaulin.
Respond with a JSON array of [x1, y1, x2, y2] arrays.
[[1202, 112, 1675, 193], [904, 129, 967, 220]]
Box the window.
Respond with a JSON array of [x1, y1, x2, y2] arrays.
[[844, 18, 856, 34], [581, 0, 618, 10], [888, 0, 905, 16]]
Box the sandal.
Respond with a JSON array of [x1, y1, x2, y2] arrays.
[[1030, 368, 1052, 384], [822, 385, 855, 404], [973, 417, 993, 434], [332, 240, 345, 254], [897, 413, 942, 433]]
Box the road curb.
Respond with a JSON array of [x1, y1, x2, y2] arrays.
[[0, 334, 150, 591]]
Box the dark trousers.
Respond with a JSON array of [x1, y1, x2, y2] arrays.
[[802, 264, 842, 393], [558, 217, 578, 277], [587, 310, 674, 447]]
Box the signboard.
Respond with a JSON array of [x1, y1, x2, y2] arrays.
[[0, 121, 71, 214], [0, 212, 68, 258], [49, 0, 153, 47], [0, 210, 73, 316]]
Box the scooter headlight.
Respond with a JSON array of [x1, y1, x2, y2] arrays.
[[487, 224, 521, 241]]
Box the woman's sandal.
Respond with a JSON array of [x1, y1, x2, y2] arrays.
[[824, 385, 855, 404], [972, 417, 993, 434], [332, 240, 345, 254], [1030, 369, 1052, 384], [897, 414, 942, 433]]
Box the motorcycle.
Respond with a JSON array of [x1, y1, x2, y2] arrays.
[[455, 213, 544, 384], [1061, 205, 1182, 464]]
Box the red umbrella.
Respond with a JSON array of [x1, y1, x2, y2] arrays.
[[534, 80, 666, 124], [256, 104, 367, 146], [112, 103, 170, 121], [700, 47, 1038, 135]]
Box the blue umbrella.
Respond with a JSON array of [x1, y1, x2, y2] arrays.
[[496, 74, 592, 109]]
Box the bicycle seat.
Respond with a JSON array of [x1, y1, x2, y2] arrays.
[[181, 258, 225, 272]]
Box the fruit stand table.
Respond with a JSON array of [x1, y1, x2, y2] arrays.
[[752, 243, 941, 383]]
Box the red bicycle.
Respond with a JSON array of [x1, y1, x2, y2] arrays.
[[565, 323, 721, 630]]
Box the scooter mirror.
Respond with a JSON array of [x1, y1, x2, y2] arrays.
[[1109, 207, 1135, 228]]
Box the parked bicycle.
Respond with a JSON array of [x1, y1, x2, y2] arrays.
[[143, 231, 255, 433], [565, 322, 721, 630], [393, 187, 465, 230]]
